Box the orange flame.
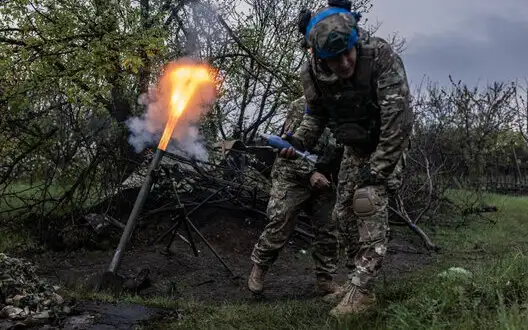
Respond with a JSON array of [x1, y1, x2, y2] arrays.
[[156, 60, 217, 151]]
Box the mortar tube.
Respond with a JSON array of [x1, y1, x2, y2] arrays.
[[107, 148, 165, 273]]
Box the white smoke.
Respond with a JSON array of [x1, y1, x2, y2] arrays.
[[125, 58, 216, 161], [167, 125, 209, 162]]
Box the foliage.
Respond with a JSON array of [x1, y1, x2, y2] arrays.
[[0, 0, 377, 234], [0, 0, 173, 228], [2, 0, 528, 243]]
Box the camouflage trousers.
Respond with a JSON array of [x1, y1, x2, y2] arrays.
[[334, 146, 390, 292], [250, 161, 339, 279]]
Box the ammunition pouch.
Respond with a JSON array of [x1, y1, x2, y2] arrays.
[[333, 121, 379, 154]]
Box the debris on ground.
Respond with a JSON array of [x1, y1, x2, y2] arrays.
[[0, 253, 71, 325], [438, 266, 473, 280]]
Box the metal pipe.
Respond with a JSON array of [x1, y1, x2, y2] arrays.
[[107, 148, 165, 273]]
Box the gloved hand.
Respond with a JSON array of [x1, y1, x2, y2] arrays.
[[277, 133, 305, 159], [357, 164, 382, 188], [309, 171, 331, 190], [386, 177, 402, 194]]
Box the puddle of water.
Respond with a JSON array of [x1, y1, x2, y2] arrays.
[[63, 301, 164, 330]]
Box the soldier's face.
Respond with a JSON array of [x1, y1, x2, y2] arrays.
[[324, 47, 357, 79]]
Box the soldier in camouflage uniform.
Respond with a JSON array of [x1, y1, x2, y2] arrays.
[[278, 1, 413, 317], [248, 96, 344, 301]]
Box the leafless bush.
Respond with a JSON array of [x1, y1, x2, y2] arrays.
[[396, 76, 524, 234]]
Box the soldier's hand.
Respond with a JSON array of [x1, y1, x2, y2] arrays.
[[278, 147, 297, 158], [309, 171, 330, 189], [276, 134, 297, 159]]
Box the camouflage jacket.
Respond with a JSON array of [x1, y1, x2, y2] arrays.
[[293, 30, 413, 181], [273, 96, 342, 182]]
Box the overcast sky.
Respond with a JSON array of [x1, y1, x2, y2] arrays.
[[367, 0, 528, 87]]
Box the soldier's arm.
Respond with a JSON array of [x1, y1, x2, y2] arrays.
[[312, 130, 340, 177], [291, 63, 328, 152], [369, 40, 413, 180], [282, 97, 306, 135]]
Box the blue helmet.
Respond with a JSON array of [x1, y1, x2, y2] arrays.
[[303, 6, 361, 59]]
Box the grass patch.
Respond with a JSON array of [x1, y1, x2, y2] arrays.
[[127, 252, 528, 330], [168, 300, 331, 330], [0, 182, 64, 253], [376, 251, 528, 330], [71, 291, 333, 330], [145, 191, 528, 329], [0, 180, 103, 220], [8, 189, 528, 329], [434, 191, 528, 256], [0, 180, 105, 253]]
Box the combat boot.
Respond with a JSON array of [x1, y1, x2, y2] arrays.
[[329, 285, 376, 318], [316, 275, 346, 304], [247, 263, 268, 294]]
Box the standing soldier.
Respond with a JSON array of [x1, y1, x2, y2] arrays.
[[248, 96, 345, 302], [278, 0, 413, 317]]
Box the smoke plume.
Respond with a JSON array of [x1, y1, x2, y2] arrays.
[[126, 58, 217, 161]]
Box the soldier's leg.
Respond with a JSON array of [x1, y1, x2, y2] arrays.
[[249, 172, 311, 293], [250, 178, 310, 266], [333, 151, 361, 272], [309, 187, 345, 302], [310, 188, 339, 280], [330, 148, 390, 317], [348, 184, 389, 290]]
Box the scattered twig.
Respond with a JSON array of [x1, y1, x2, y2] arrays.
[[389, 196, 440, 252]]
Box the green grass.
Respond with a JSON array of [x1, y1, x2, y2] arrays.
[[2, 188, 526, 328], [140, 252, 528, 330], [75, 252, 528, 330], [0, 180, 104, 215], [65, 191, 528, 329], [434, 191, 528, 255], [70, 291, 334, 330], [0, 231, 34, 253], [0, 181, 104, 252], [375, 251, 528, 330], [0, 182, 63, 252]]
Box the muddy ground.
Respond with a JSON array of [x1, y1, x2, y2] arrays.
[[9, 206, 435, 329], [35, 207, 432, 302]]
